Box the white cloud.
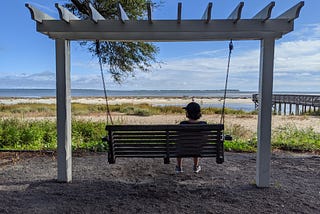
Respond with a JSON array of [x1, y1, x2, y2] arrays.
[[3, 22, 319, 91]]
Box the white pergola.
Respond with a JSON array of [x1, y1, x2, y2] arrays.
[[26, 1, 304, 187]]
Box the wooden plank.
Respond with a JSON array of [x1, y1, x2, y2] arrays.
[[106, 124, 224, 131], [112, 135, 219, 141], [201, 2, 213, 23], [277, 1, 304, 22], [37, 19, 293, 41], [227, 2, 244, 23], [25, 3, 55, 23], [117, 3, 129, 23], [115, 152, 218, 157], [113, 143, 216, 148], [252, 2, 275, 22], [114, 139, 167, 144], [88, 3, 105, 23], [113, 135, 167, 140], [55, 3, 79, 23], [147, 2, 152, 24], [177, 2, 182, 24], [116, 154, 167, 158], [112, 131, 167, 135]]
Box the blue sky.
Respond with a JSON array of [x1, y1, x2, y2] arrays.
[[0, 0, 319, 92]]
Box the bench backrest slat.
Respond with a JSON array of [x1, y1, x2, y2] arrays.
[[106, 124, 224, 164]]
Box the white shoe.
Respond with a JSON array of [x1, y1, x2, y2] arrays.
[[193, 165, 201, 173]]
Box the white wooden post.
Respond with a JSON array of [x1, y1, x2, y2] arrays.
[[56, 39, 72, 182], [256, 37, 275, 187]]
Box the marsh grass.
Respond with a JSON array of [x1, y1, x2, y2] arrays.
[[0, 103, 253, 117], [0, 118, 319, 153], [0, 103, 319, 153]]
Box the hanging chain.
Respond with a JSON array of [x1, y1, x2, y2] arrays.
[[220, 40, 233, 124], [96, 40, 113, 125]]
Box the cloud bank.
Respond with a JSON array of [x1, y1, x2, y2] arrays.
[[1, 24, 319, 91]]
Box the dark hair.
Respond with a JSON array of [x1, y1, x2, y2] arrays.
[[183, 102, 202, 120]]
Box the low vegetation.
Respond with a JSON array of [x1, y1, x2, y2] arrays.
[[0, 118, 319, 153], [0, 103, 254, 117], [0, 103, 319, 153]]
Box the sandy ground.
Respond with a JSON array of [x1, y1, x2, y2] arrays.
[[0, 152, 319, 213], [2, 96, 319, 133], [89, 114, 320, 133], [0, 97, 253, 105]]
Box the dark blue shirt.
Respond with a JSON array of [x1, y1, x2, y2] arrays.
[[180, 121, 207, 125]]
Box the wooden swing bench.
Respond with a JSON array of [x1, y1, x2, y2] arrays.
[[104, 124, 230, 164]]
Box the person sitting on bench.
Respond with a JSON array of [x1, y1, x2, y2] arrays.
[[176, 102, 206, 173]]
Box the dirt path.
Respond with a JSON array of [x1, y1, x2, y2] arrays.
[[0, 152, 319, 214]]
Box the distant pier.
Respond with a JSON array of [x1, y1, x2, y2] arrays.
[[252, 94, 320, 115]]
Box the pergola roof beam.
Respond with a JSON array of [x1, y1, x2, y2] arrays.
[[55, 3, 80, 23], [25, 3, 55, 23], [37, 19, 293, 41], [201, 2, 213, 23], [88, 3, 105, 23], [147, 2, 152, 24], [177, 2, 182, 24], [26, 1, 303, 42], [227, 2, 244, 23], [252, 1, 275, 22], [118, 3, 129, 23], [277, 1, 304, 22]]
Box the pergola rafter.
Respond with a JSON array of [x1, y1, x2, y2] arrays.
[[26, 1, 304, 41], [26, 1, 304, 188]]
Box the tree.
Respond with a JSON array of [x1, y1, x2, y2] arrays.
[[64, 0, 160, 82]]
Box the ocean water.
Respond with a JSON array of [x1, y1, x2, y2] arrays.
[[1, 89, 318, 112], [0, 89, 253, 98]]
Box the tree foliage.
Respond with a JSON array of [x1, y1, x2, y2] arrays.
[[64, 0, 160, 82]]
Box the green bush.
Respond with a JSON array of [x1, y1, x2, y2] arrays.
[[272, 125, 320, 152], [1, 118, 319, 153], [72, 120, 107, 151], [0, 119, 108, 151]]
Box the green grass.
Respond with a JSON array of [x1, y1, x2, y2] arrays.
[[0, 119, 107, 152], [0, 103, 319, 153], [224, 124, 257, 152], [1, 118, 319, 153], [0, 103, 254, 117], [272, 125, 320, 152]]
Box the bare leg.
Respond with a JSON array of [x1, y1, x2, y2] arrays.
[[177, 157, 182, 168], [193, 157, 199, 167]]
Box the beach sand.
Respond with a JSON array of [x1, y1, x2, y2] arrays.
[[1, 97, 319, 133], [0, 96, 253, 105]]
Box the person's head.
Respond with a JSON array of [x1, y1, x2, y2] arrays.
[[183, 102, 202, 120]]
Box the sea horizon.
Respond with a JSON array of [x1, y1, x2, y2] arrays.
[[0, 88, 319, 99], [1, 88, 320, 112]]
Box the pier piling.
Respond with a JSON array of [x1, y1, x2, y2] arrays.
[[252, 94, 320, 115]]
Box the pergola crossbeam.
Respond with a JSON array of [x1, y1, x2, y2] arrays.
[[252, 1, 275, 22], [277, 1, 304, 22], [227, 2, 244, 23], [201, 2, 213, 23], [36, 19, 293, 41], [55, 4, 80, 23]]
